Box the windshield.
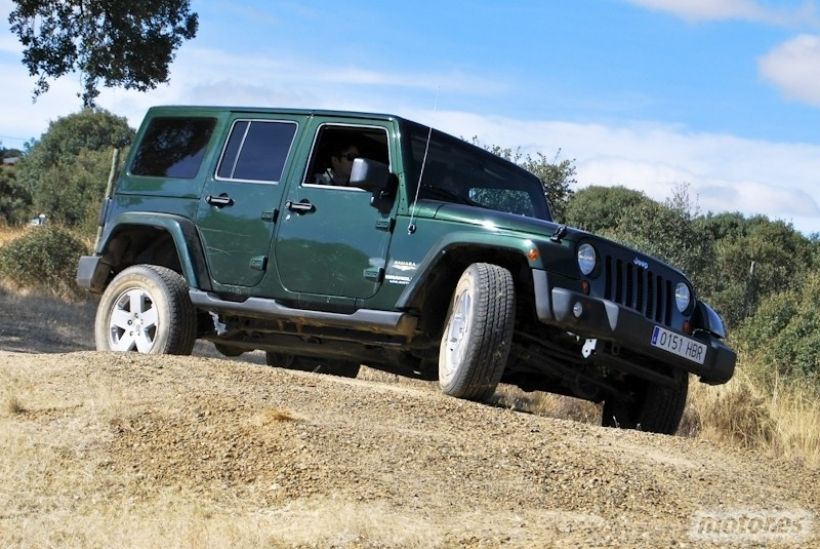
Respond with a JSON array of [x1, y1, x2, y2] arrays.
[[403, 121, 552, 221]]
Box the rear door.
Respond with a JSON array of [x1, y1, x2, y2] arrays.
[[196, 114, 302, 288]]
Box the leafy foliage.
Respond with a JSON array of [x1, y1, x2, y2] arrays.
[[564, 185, 714, 289], [564, 185, 651, 234], [9, 0, 198, 107], [0, 166, 31, 225], [35, 148, 118, 232], [737, 273, 820, 385], [16, 109, 134, 233], [520, 153, 576, 222], [0, 226, 88, 296], [697, 215, 813, 327]]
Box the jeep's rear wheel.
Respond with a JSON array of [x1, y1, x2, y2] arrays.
[[601, 369, 689, 435], [265, 352, 360, 378], [438, 263, 515, 401], [95, 265, 196, 355]]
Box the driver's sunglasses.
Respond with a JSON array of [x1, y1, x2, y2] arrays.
[[338, 152, 358, 161]]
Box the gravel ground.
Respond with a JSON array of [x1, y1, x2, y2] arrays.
[[0, 291, 817, 547]]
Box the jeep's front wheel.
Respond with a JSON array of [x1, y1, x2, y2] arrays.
[[95, 265, 197, 355], [601, 369, 689, 435], [438, 263, 515, 401], [265, 352, 360, 378]]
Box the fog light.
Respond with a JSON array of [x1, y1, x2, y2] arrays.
[[572, 302, 584, 318]]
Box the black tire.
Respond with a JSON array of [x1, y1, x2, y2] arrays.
[[95, 265, 197, 355], [602, 370, 689, 435], [438, 263, 515, 401], [265, 352, 360, 378]]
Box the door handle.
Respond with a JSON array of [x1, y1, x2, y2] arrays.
[[206, 194, 234, 207], [286, 200, 315, 214]]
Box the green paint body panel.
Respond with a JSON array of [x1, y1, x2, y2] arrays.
[[273, 116, 400, 301], [80, 105, 735, 391]]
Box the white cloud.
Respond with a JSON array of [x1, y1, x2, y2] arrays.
[[417, 111, 820, 233], [2, 33, 818, 234], [175, 47, 506, 96], [759, 34, 820, 105], [624, 0, 818, 25]]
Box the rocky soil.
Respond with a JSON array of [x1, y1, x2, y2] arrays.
[[0, 290, 817, 547]]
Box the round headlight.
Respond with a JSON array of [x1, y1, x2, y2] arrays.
[[675, 282, 691, 313], [577, 243, 597, 276]]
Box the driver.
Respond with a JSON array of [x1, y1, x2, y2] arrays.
[[316, 144, 359, 186]]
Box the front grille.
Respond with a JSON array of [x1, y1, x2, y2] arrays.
[[603, 256, 673, 326]]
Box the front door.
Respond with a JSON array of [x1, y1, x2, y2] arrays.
[[197, 114, 301, 289], [274, 121, 396, 301]]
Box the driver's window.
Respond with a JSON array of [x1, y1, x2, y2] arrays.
[[304, 125, 389, 188]]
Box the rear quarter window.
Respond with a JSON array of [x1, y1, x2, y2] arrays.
[[131, 117, 216, 179]]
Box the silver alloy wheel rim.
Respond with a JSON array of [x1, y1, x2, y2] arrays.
[[108, 287, 159, 353], [441, 287, 472, 384]]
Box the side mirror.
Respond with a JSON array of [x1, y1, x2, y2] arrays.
[[350, 158, 392, 197]]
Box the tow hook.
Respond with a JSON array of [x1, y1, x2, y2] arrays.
[[582, 338, 597, 359]]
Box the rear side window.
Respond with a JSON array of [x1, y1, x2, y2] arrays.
[[131, 117, 216, 179], [217, 120, 297, 182]]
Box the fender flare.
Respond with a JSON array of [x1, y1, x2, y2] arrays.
[[99, 212, 212, 291], [395, 232, 537, 309]]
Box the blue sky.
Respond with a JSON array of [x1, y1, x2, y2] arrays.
[[1, 0, 819, 233]]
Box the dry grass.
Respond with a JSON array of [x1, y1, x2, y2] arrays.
[[684, 368, 820, 467], [250, 406, 302, 426], [493, 385, 601, 424], [0, 223, 27, 247], [493, 366, 820, 469], [3, 394, 25, 415]]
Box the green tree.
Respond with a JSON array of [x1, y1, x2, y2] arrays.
[[9, 0, 198, 107], [705, 217, 814, 327], [0, 165, 31, 224], [16, 109, 134, 233], [564, 185, 650, 233], [520, 153, 576, 222], [17, 108, 133, 196], [35, 148, 115, 231], [738, 272, 820, 386]]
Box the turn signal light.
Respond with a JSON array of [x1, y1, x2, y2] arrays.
[[683, 320, 692, 334], [527, 248, 539, 261], [581, 280, 590, 295]]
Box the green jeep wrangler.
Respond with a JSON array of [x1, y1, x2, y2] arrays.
[[77, 106, 735, 434]]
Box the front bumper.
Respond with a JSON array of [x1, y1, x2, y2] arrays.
[[533, 271, 735, 385]]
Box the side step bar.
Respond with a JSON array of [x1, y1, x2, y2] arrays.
[[189, 290, 417, 336]]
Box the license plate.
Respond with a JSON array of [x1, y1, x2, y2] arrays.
[[650, 326, 706, 365]]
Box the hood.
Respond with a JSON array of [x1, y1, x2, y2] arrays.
[[431, 202, 575, 241], [429, 201, 689, 281]]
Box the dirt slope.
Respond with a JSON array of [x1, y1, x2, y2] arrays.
[[1, 349, 818, 548], [0, 290, 818, 547]]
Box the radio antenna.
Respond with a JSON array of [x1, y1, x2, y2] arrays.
[[407, 89, 439, 234]]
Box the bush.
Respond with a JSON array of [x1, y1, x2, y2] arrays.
[[0, 165, 31, 225], [17, 109, 134, 234], [35, 148, 117, 235], [736, 272, 820, 386], [0, 226, 88, 297]]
